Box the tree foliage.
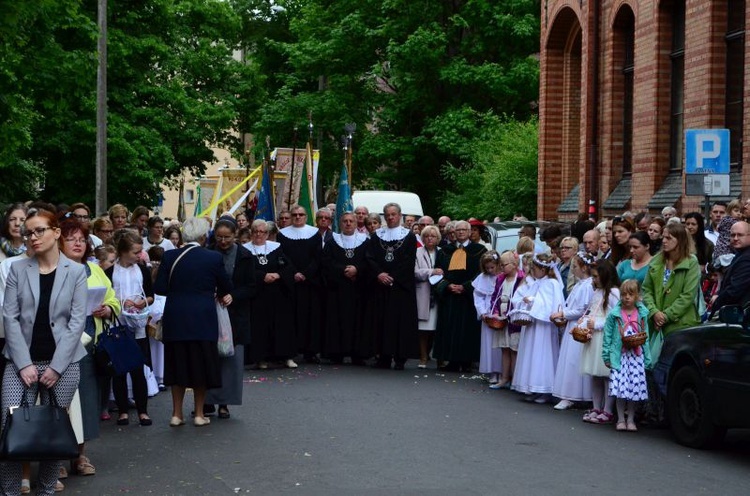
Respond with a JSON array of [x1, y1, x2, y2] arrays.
[[249, 0, 540, 214], [441, 116, 538, 220]]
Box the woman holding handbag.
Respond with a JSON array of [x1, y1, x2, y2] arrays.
[[104, 230, 154, 427], [1, 208, 88, 495], [59, 217, 121, 476], [154, 217, 232, 427]]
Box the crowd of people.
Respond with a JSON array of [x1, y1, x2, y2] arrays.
[[1, 198, 749, 494]]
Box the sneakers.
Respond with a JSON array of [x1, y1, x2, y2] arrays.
[[554, 400, 575, 411], [286, 359, 298, 369]]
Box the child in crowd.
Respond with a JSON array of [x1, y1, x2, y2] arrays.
[[598, 232, 610, 257], [473, 251, 503, 384], [490, 251, 525, 389], [511, 253, 564, 403], [579, 260, 620, 424], [602, 279, 651, 432], [95, 244, 116, 271], [550, 252, 595, 410]]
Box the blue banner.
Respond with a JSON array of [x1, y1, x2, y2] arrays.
[[335, 164, 353, 232], [254, 164, 275, 221]]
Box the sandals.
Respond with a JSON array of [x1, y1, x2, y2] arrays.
[[582, 409, 601, 423], [74, 456, 96, 476], [616, 421, 627, 431], [627, 421, 638, 432], [589, 411, 615, 424]]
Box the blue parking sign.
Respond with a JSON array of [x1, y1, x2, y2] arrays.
[[685, 129, 730, 174]]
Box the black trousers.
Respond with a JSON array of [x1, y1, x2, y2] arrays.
[[112, 337, 150, 415]]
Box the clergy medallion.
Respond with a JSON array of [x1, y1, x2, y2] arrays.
[[257, 254, 268, 265], [345, 248, 355, 259], [385, 247, 395, 262]]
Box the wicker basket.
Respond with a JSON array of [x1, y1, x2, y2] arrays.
[[551, 317, 568, 329], [622, 331, 647, 349], [509, 310, 533, 327], [483, 315, 507, 330], [571, 326, 591, 343]]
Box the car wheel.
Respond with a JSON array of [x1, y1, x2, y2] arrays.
[[666, 366, 726, 448]]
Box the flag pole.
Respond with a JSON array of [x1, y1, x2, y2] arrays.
[[287, 127, 298, 210]]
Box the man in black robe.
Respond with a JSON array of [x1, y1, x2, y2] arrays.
[[277, 205, 323, 361], [366, 203, 418, 370], [321, 212, 369, 364], [433, 220, 487, 372]]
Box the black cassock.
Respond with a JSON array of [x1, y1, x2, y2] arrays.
[[321, 234, 369, 357], [433, 241, 487, 363], [246, 242, 297, 362], [277, 225, 323, 355], [365, 227, 418, 360]]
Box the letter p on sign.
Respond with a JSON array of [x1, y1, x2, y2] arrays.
[[685, 129, 730, 175]]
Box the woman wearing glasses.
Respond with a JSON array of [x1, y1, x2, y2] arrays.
[[1, 209, 88, 495], [557, 237, 579, 299], [205, 219, 255, 419], [58, 218, 121, 477], [142, 216, 176, 252], [243, 220, 296, 369]]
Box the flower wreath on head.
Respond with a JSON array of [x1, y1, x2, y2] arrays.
[[532, 253, 563, 284]]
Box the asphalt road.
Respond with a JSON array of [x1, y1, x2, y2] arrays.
[[58, 362, 750, 495]]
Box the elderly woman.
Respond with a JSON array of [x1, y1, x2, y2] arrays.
[[414, 225, 443, 368], [0, 203, 27, 263], [206, 219, 254, 419], [154, 217, 232, 427], [59, 218, 120, 476], [243, 220, 296, 369], [107, 204, 129, 232], [2, 209, 87, 495]]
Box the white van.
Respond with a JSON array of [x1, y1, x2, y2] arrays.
[[351, 191, 424, 217]]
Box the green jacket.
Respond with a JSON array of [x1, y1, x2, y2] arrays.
[[602, 301, 651, 370], [641, 253, 701, 336]]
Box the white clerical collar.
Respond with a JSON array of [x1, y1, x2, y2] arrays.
[[243, 240, 280, 255], [280, 224, 318, 240], [376, 226, 409, 242], [333, 232, 367, 249]]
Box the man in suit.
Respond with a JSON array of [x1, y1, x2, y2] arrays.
[[316, 208, 334, 248], [711, 221, 750, 314]]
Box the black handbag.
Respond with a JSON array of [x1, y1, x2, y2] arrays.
[[0, 386, 79, 461], [94, 317, 144, 376]]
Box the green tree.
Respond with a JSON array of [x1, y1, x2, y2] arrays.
[[441, 116, 538, 220], [246, 0, 540, 214]]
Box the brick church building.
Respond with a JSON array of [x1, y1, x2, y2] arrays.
[[538, 0, 747, 221]]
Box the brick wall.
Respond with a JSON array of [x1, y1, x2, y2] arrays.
[[540, 0, 749, 221]]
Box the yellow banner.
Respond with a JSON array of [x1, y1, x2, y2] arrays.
[[197, 166, 261, 219]]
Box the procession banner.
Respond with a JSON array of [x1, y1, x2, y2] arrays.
[[197, 166, 261, 220], [275, 147, 319, 213]]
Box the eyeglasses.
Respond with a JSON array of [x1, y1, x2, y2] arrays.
[[23, 227, 54, 240], [291, 213, 305, 217], [560, 246, 574, 250], [455, 228, 469, 232], [316, 216, 332, 221], [252, 230, 268, 234], [64, 237, 87, 245]]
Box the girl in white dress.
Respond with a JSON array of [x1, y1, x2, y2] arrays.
[[473, 251, 503, 383], [579, 260, 620, 424], [510, 253, 564, 403], [550, 253, 595, 410], [489, 251, 524, 388]]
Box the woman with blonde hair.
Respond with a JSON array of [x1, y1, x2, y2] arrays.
[[414, 225, 442, 368]]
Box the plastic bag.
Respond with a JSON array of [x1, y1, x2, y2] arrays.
[[216, 302, 235, 357]]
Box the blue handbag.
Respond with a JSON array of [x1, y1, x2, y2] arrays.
[[94, 317, 144, 376]]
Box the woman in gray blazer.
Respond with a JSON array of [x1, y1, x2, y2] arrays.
[[1, 209, 88, 496]]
